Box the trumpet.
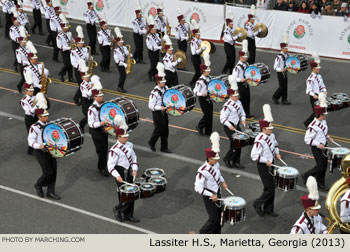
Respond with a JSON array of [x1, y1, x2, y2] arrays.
[[125, 44, 136, 75]]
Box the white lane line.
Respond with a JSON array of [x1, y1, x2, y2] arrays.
[[0, 110, 326, 198], [0, 184, 155, 234]]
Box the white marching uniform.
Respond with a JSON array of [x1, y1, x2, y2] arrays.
[[87, 101, 103, 128], [304, 118, 329, 146], [107, 141, 139, 178], [148, 85, 168, 111], [2, 0, 15, 14], [70, 47, 89, 70], [31, 0, 41, 10], [190, 37, 202, 56], [163, 53, 179, 73], [155, 15, 167, 33], [251, 132, 280, 164], [10, 25, 21, 43], [146, 33, 161, 51], [18, 12, 29, 26], [23, 63, 50, 89], [20, 95, 37, 117], [193, 75, 210, 97], [97, 29, 111, 46], [306, 73, 327, 97], [274, 52, 289, 72], [290, 213, 328, 234], [175, 23, 189, 42], [245, 22, 259, 39], [80, 80, 93, 99], [45, 6, 55, 19], [28, 121, 47, 149], [114, 45, 129, 68], [49, 15, 63, 33], [16, 46, 30, 66], [56, 31, 72, 51], [340, 189, 350, 224], [132, 18, 147, 35], [84, 9, 99, 25], [220, 99, 246, 128], [223, 26, 239, 45], [194, 162, 225, 197], [234, 61, 249, 82]]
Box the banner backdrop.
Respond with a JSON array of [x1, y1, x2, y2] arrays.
[[21, 0, 350, 59]]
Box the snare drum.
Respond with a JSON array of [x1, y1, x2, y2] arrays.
[[275, 167, 299, 192], [329, 98, 343, 111], [99, 97, 139, 136], [328, 147, 350, 173], [139, 183, 157, 199], [222, 196, 246, 225], [244, 129, 259, 145], [119, 184, 140, 203], [248, 122, 261, 132], [331, 93, 350, 109], [42, 118, 83, 158], [134, 177, 146, 186], [232, 132, 250, 148], [286, 54, 308, 74], [162, 84, 196, 116], [143, 168, 165, 181], [208, 75, 229, 102], [149, 177, 167, 193], [244, 63, 270, 87]]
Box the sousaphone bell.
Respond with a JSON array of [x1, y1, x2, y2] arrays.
[[254, 23, 268, 38], [200, 41, 216, 57]]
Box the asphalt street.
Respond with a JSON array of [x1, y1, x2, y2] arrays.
[[0, 15, 349, 234]]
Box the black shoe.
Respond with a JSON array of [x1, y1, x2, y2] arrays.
[[223, 158, 233, 168], [27, 149, 34, 155], [233, 163, 245, 169], [99, 169, 109, 177], [45, 41, 52, 47], [246, 114, 254, 119], [73, 98, 81, 106], [113, 207, 123, 222], [46, 192, 61, 200], [68, 78, 75, 83], [17, 85, 22, 93], [301, 173, 307, 185], [58, 72, 64, 82], [254, 206, 265, 217], [281, 100, 291, 105], [118, 88, 126, 93], [265, 212, 279, 217], [318, 184, 329, 192], [31, 28, 35, 34], [124, 216, 140, 223], [196, 126, 204, 136], [272, 97, 280, 104], [34, 184, 44, 198], [161, 149, 172, 153]]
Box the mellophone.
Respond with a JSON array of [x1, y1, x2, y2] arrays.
[[314, 93, 350, 112], [118, 168, 167, 203]]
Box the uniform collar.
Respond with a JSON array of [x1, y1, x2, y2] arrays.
[[93, 101, 102, 107]]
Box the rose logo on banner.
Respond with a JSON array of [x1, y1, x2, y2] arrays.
[[184, 7, 207, 26], [190, 12, 200, 24], [294, 25, 305, 39], [148, 6, 157, 17], [95, 0, 104, 11], [60, 0, 68, 6], [142, 2, 158, 17]]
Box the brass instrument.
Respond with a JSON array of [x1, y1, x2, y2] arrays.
[[325, 154, 350, 233], [233, 27, 247, 43], [173, 50, 187, 69], [157, 31, 165, 54], [39, 61, 51, 94], [86, 46, 98, 74], [166, 16, 171, 35], [187, 23, 193, 44], [200, 40, 216, 57], [125, 44, 136, 75], [254, 23, 268, 38], [25, 34, 30, 41], [71, 39, 76, 50]]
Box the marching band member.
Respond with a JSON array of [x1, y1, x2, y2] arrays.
[[220, 73, 246, 169], [222, 12, 241, 75], [78, 60, 92, 133], [108, 115, 139, 223], [24, 53, 50, 95], [290, 176, 327, 234], [9, 14, 21, 72], [190, 20, 205, 87], [340, 171, 350, 234], [132, 1, 146, 64], [244, 5, 262, 65], [175, 8, 189, 56], [194, 54, 212, 136], [57, 22, 74, 82], [28, 94, 60, 200], [163, 35, 180, 87], [15, 35, 30, 92], [155, 3, 166, 37], [234, 41, 253, 118], [194, 132, 228, 234], [17, 4, 29, 29], [49, 7, 63, 62], [44, 0, 55, 47], [21, 80, 37, 155], [304, 52, 327, 127], [2, 0, 16, 39], [148, 63, 171, 153], [303, 93, 333, 192], [113, 27, 129, 93], [84, 2, 99, 55], [272, 32, 291, 105], [88, 76, 109, 177], [97, 20, 111, 72], [31, 0, 44, 35], [251, 104, 281, 217], [146, 16, 161, 81]]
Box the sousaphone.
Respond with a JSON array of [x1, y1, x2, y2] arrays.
[[254, 23, 268, 38], [233, 27, 247, 43], [200, 41, 216, 57]]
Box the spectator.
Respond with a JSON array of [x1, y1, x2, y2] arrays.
[[287, 0, 299, 11], [310, 2, 321, 15], [321, 2, 336, 15], [335, 2, 349, 16], [274, 0, 289, 10], [332, 0, 342, 12], [298, 1, 311, 12]]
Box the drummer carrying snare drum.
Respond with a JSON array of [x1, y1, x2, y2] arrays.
[[108, 115, 139, 223], [194, 132, 229, 234]]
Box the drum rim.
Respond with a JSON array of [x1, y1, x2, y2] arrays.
[[149, 177, 168, 185], [223, 196, 247, 208], [120, 184, 140, 193], [144, 168, 166, 177], [329, 147, 350, 156], [140, 183, 157, 190], [277, 167, 299, 178]]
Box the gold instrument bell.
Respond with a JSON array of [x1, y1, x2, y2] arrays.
[[174, 50, 187, 69], [233, 27, 247, 43], [200, 41, 216, 57], [254, 23, 268, 38]]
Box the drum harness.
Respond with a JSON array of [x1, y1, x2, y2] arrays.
[[152, 88, 167, 114], [198, 77, 211, 102], [236, 63, 248, 87], [257, 135, 278, 177], [277, 53, 288, 77], [308, 122, 328, 157], [112, 144, 134, 194]]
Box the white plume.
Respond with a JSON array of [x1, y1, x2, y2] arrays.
[[19, 25, 26, 37], [18, 0, 23, 5], [203, 53, 211, 67], [282, 32, 288, 44], [26, 41, 37, 54], [59, 13, 68, 24], [78, 59, 88, 73], [156, 62, 165, 77], [191, 19, 199, 30], [35, 93, 48, 110], [11, 6, 18, 18], [250, 4, 256, 15], [210, 132, 220, 153], [227, 10, 234, 20], [319, 92, 327, 108], [242, 39, 248, 53], [113, 115, 128, 131], [228, 72, 238, 90], [76, 25, 84, 38], [263, 104, 273, 122], [176, 7, 183, 15], [158, 0, 163, 9], [136, 0, 141, 10], [24, 71, 33, 84], [148, 15, 155, 25], [163, 34, 172, 45], [306, 176, 319, 200], [91, 75, 102, 90], [312, 50, 321, 64], [114, 27, 123, 38]]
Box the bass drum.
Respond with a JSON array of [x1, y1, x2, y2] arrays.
[[244, 63, 270, 87], [42, 118, 83, 158], [162, 84, 196, 116], [99, 97, 139, 136], [286, 54, 308, 74], [208, 75, 229, 102]]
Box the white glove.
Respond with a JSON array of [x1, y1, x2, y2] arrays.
[[123, 63, 127, 68], [177, 58, 182, 63], [202, 46, 207, 50], [258, 28, 262, 33], [130, 53, 133, 58], [184, 36, 188, 40], [238, 33, 242, 38]]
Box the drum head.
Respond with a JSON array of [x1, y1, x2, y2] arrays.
[[223, 196, 246, 210], [244, 65, 262, 87], [208, 78, 228, 103], [162, 88, 187, 116], [140, 183, 156, 191], [331, 93, 349, 99], [100, 101, 126, 136], [286, 56, 301, 74], [233, 132, 249, 140], [149, 177, 167, 186], [144, 168, 165, 178], [330, 148, 350, 157], [42, 123, 68, 158], [277, 167, 299, 178], [120, 184, 139, 193]]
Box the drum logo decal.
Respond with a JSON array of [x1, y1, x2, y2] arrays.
[[52, 130, 60, 142], [109, 108, 117, 120], [215, 84, 221, 91], [163, 89, 186, 116], [293, 25, 305, 40], [244, 66, 261, 87], [43, 124, 68, 158], [171, 94, 179, 104], [208, 79, 227, 103]]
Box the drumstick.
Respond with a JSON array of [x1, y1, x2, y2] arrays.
[[225, 188, 235, 196], [122, 181, 137, 187], [271, 164, 283, 169], [234, 129, 248, 135], [133, 176, 135, 183], [279, 158, 288, 166], [331, 141, 342, 147]]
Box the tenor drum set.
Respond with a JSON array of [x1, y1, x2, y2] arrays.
[[314, 93, 350, 112]]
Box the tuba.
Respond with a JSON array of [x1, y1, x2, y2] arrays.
[[174, 50, 187, 69], [325, 154, 350, 233], [254, 23, 268, 38], [40, 62, 51, 94], [86, 46, 98, 74], [125, 44, 136, 75], [233, 27, 247, 42]]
